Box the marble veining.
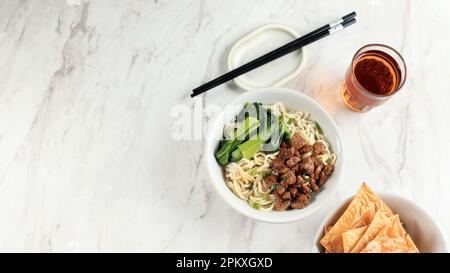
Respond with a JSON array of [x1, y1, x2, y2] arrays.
[[0, 0, 449, 252]]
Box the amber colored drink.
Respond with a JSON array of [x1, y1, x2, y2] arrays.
[[342, 44, 406, 112]]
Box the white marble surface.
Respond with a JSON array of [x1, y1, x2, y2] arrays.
[[1, 0, 449, 252]]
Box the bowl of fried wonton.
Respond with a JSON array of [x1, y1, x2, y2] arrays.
[[312, 183, 447, 253]]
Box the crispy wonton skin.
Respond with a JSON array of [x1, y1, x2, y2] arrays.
[[351, 209, 393, 253], [342, 225, 368, 253], [360, 215, 419, 253], [320, 183, 392, 253]]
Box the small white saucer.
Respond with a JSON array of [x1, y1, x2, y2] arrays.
[[227, 24, 307, 91]]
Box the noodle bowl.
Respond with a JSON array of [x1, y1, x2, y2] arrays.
[[223, 102, 336, 211]]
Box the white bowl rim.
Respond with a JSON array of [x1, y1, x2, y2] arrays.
[[311, 192, 448, 253], [204, 87, 344, 223]]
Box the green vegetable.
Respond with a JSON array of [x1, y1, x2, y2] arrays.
[[314, 121, 324, 135], [216, 102, 294, 165], [215, 116, 260, 165], [271, 184, 279, 191], [230, 148, 242, 162], [249, 168, 258, 176], [262, 116, 285, 152], [238, 138, 264, 160], [260, 170, 270, 177], [240, 102, 271, 139], [251, 202, 261, 210], [234, 116, 260, 141], [218, 139, 227, 149], [231, 108, 276, 160], [235, 102, 262, 122], [281, 117, 291, 140], [216, 140, 241, 165]]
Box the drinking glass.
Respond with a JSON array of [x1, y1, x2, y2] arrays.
[[342, 44, 407, 112]]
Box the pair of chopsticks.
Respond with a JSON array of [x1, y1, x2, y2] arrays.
[[191, 12, 357, 98]]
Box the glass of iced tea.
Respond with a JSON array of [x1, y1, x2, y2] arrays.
[[342, 44, 407, 112]]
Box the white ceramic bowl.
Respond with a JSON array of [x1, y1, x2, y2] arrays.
[[205, 87, 343, 223], [312, 193, 448, 253]]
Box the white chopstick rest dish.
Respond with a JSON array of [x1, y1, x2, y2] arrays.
[[227, 24, 308, 91]]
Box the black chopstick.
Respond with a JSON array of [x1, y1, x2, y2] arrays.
[[291, 11, 356, 45], [191, 15, 356, 97], [191, 12, 357, 98]]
